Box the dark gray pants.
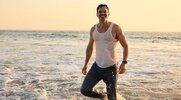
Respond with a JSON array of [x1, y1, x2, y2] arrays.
[[81, 62, 118, 100]]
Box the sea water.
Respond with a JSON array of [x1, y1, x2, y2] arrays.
[[0, 30, 181, 100]]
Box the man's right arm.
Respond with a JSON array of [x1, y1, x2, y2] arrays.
[[82, 26, 95, 75]]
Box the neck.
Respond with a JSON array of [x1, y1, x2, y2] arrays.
[[99, 20, 109, 27]]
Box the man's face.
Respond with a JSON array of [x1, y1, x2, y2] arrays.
[[97, 7, 110, 21]]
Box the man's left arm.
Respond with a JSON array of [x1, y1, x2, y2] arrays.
[[114, 24, 128, 74]]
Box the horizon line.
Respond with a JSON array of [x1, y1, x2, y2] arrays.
[[0, 29, 181, 33]]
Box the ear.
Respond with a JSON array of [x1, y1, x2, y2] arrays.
[[96, 13, 98, 17]]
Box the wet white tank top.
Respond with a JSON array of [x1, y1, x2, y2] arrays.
[[93, 23, 118, 68]]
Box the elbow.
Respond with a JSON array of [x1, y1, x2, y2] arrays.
[[123, 43, 128, 49]]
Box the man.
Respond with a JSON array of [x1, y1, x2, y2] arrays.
[[80, 4, 128, 100]]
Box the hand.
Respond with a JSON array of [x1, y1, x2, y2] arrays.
[[119, 64, 126, 74], [82, 66, 87, 75]]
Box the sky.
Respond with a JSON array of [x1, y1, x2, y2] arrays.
[[0, 0, 181, 32]]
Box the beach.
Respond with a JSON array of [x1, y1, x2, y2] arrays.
[[0, 30, 181, 100]]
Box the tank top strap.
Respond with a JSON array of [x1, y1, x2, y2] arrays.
[[108, 23, 113, 31]]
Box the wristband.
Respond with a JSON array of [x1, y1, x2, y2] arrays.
[[122, 61, 127, 64]]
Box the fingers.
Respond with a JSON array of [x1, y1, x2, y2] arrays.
[[119, 69, 126, 74], [82, 70, 87, 75], [119, 67, 126, 74], [82, 67, 87, 75], [119, 64, 126, 74]]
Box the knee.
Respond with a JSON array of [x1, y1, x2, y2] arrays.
[[80, 88, 89, 96]]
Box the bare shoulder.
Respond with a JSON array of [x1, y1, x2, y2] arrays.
[[112, 23, 123, 33], [89, 25, 96, 36], [91, 25, 95, 32], [112, 23, 124, 40]]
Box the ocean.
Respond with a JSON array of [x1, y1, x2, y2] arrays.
[[0, 30, 181, 100]]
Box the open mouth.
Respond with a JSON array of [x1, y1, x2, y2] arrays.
[[99, 15, 106, 18]]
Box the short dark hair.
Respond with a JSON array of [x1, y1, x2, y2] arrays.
[[97, 4, 109, 12]]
